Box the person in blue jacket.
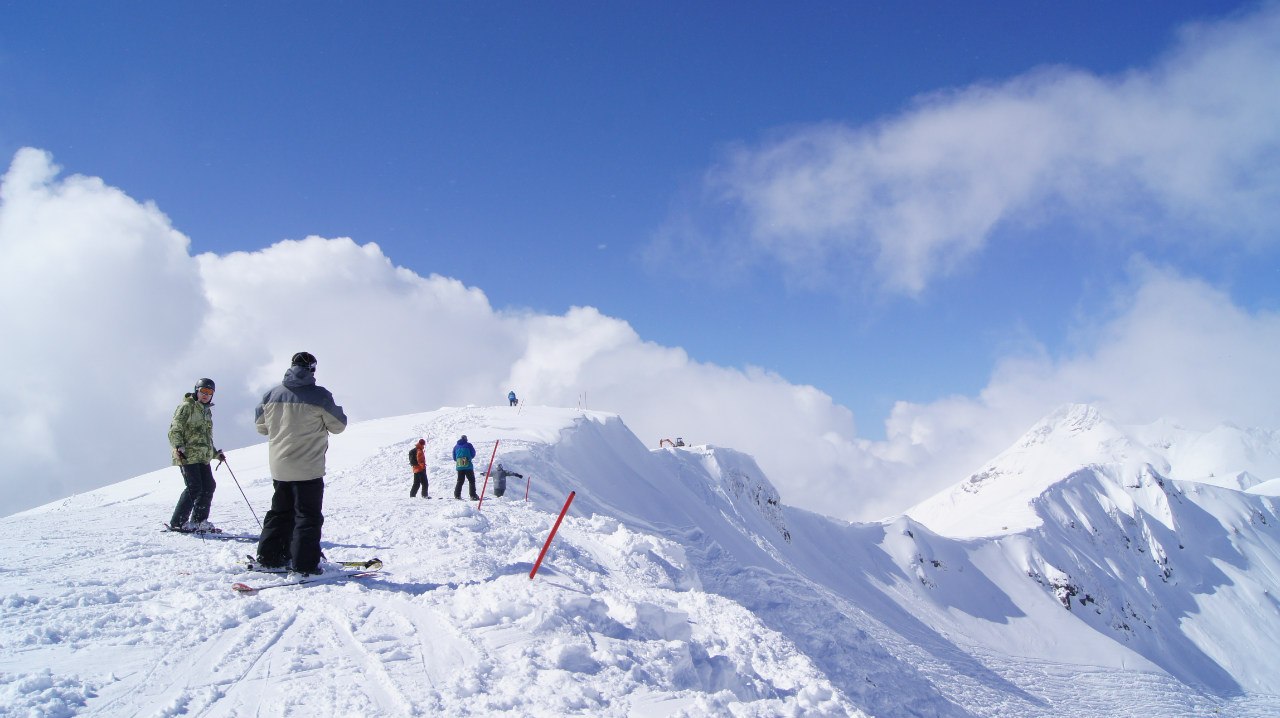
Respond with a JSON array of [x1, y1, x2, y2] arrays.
[[508, 390, 518, 407], [453, 435, 479, 500]]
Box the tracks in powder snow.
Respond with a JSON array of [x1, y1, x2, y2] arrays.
[[98, 554, 490, 714], [118, 595, 450, 716]]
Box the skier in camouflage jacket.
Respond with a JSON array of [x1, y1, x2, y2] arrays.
[[168, 378, 225, 531]]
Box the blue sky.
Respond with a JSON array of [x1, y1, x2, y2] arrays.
[[2, 2, 1278, 520]]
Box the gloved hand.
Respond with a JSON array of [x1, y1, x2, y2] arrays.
[[174, 447, 186, 461], [216, 451, 226, 463]]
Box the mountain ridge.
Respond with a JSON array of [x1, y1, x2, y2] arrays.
[[3, 404, 1280, 716]]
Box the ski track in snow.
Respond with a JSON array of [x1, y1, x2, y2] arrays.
[[3, 405, 1280, 717]]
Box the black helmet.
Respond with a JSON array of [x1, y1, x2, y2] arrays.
[[291, 351, 317, 370], [194, 378, 215, 395]]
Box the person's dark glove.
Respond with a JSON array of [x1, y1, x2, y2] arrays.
[[174, 447, 186, 461], [216, 451, 226, 463]]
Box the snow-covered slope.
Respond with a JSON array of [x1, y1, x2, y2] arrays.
[[3, 405, 1280, 717], [1, 407, 860, 717], [902, 403, 1280, 696]]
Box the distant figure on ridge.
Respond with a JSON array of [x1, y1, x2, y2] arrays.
[[254, 352, 347, 575], [492, 463, 524, 498], [167, 377, 226, 532], [453, 434, 479, 500], [409, 438, 430, 498], [508, 390, 518, 407]]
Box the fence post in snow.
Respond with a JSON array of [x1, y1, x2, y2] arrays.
[[477, 439, 500, 511], [530, 491, 575, 580]]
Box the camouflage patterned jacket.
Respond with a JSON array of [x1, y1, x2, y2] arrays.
[[168, 394, 219, 465]]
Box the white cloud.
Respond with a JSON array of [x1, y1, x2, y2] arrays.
[[0, 149, 867, 521], [3, 150, 1279, 524], [656, 4, 1280, 295], [0, 149, 204, 509]]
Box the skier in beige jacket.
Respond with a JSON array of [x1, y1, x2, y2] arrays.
[[253, 352, 347, 575]]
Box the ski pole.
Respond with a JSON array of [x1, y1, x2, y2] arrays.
[[217, 458, 262, 529]]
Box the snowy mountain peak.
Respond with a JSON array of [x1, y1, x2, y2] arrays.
[[903, 403, 1280, 539], [1021, 402, 1109, 445], [906, 404, 1169, 537]]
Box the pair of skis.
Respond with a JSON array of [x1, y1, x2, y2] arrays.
[[232, 557, 383, 594], [163, 523, 384, 593], [162, 523, 258, 542]]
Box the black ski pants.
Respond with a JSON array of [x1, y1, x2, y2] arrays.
[[257, 478, 325, 572], [170, 462, 216, 527], [411, 470, 429, 498], [454, 469, 478, 499]]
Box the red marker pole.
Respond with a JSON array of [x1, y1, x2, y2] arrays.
[[476, 440, 499, 510], [530, 491, 575, 579], [524, 474, 531, 502]]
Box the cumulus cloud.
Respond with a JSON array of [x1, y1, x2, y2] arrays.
[[653, 4, 1280, 295], [2, 150, 1278, 524], [0, 148, 204, 509], [0, 149, 863, 519]]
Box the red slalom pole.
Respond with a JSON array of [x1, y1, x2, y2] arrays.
[[477, 439, 500, 510], [530, 491, 575, 579]]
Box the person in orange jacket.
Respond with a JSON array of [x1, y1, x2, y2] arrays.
[[410, 438, 429, 498]]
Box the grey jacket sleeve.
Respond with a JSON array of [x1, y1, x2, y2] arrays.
[[320, 390, 347, 434]]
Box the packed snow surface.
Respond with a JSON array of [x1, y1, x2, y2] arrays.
[[3, 404, 1280, 717]]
